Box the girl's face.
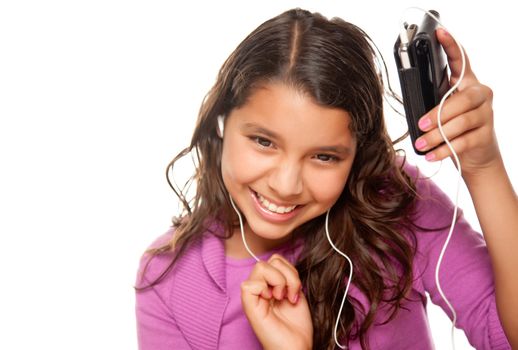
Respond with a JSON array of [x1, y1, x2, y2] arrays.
[[221, 82, 357, 254]]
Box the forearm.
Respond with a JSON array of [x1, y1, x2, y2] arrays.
[[463, 155, 518, 347]]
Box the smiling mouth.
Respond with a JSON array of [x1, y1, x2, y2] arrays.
[[252, 190, 300, 214]]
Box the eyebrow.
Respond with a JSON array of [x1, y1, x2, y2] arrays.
[[314, 145, 352, 155], [241, 122, 352, 155], [241, 123, 280, 140]]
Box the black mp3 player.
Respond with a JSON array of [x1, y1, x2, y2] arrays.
[[394, 10, 449, 155]]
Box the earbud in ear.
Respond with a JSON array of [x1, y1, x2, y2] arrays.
[[217, 115, 225, 138]]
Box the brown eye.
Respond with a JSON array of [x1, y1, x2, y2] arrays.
[[253, 136, 272, 148], [315, 154, 338, 162]]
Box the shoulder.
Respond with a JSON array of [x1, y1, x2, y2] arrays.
[[135, 227, 181, 288], [400, 160, 455, 228], [136, 221, 226, 288], [399, 161, 478, 266], [401, 162, 489, 271]]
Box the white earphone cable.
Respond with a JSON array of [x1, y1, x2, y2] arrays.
[[229, 195, 261, 262], [401, 8, 466, 350], [325, 209, 353, 349]]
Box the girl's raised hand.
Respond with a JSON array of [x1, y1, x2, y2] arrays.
[[414, 28, 501, 177], [241, 254, 313, 350]]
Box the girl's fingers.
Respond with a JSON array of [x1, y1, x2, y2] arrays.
[[418, 84, 492, 133], [267, 254, 302, 304], [248, 260, 288, 302], [422, 127, 490, 162], [241, 256, 313, 350], [244, 254, 301, 305], [416, 33, 496, 166], [415, 107, 487, 153], [241, 279, 271, 300], [240, 279, 272, 321]]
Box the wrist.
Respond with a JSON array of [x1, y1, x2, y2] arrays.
[[461, 153, 505, 187]]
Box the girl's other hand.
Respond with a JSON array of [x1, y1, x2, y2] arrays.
[[414, 28, 501, 177], [241, 254, 313, 350]]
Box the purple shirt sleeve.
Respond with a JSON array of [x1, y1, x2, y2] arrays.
[[410, 171, 510, 349], [135, 231, 192, 350], [136, 282, 190, 349]]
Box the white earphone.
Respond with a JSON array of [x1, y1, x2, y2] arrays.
[[217, 115, 225, 138]]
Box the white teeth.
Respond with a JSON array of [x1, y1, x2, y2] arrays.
[[256, 192, 297, 214]]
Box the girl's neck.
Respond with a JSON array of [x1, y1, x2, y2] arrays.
[[224, 225, 294, 259]]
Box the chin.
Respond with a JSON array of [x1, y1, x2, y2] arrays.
[[247, 219, 294, 241]]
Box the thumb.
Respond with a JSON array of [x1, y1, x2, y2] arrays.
[[436, 28, 477, 87]]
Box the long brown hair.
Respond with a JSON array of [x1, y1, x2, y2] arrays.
[[139, 9, 419, 349]]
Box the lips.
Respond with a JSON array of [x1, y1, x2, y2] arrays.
[[255, 192, 298, 214], [248, 189, 303, 224]]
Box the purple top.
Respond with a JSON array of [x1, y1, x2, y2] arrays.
[[135, 166, 510, 349]]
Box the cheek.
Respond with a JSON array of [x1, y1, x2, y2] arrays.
[[306, 169, 350, 205], [221, 137, 269, 187]]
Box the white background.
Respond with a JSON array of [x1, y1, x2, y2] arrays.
[[0, 0, 516, 349]]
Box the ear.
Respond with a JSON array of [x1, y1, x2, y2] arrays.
[[216, 115, 225, 138]]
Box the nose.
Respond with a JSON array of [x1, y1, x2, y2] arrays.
[[267, 159, 304, 198]]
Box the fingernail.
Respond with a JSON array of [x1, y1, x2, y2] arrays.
[[292, 292, 299, 304], [425, 153, 436, 161], [419, 117, 432, 131], [440, 28, 450, 36], [415, 138, 427, 150]]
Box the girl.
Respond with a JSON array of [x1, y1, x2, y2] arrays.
[[135, 8, 516, 349]]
